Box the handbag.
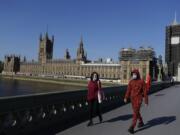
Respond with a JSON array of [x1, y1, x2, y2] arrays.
[[98, 89, 105, 103], [97, 81, 105, 103]]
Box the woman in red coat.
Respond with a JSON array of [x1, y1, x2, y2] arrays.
[[124, 69, 148, 134], [87, 72, 103, 126]]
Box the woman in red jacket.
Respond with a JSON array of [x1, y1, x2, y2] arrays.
[[124, 69, 148, 134], [87, 72, 103, 126]]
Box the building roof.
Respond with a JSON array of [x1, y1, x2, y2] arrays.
[[81, 62, 120, 66], [120, 47, 155, 61]]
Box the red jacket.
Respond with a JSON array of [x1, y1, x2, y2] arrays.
[[87, 80, 101, 101], [125, 69, 148, 105], [146, 74, 151, 92]]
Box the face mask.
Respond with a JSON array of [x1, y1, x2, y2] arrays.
[[93, 77, 97, 81], [93, 74, 97, 81], [132, 74, 137, 80]]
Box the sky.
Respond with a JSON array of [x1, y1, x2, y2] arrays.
[[0, 0, 180, 62]]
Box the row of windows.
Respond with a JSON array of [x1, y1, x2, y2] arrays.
[[82, 66, 120, 70], [81, 72, 120, 78], [21, 65, 120, 73], [20, 68, 120, 78], [20, 65, 121, 78]]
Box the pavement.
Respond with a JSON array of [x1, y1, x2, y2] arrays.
[[56, 85, 180, 135]]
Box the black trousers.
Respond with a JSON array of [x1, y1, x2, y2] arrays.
[[88, 99, 102, 122]]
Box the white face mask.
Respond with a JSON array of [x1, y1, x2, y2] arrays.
[[132, 74, 137, 80], [93, 74, 97, 81]]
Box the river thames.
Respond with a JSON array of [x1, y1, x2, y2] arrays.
[[0, 78, 86, 97]]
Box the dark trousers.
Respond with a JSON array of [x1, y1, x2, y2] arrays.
[[88, 99, 102, 122]]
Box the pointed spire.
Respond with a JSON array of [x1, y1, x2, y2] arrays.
[[39, 33, 42, 41], [80, 35, 83, 46], [66, 48, 69, 54], [79, 36, 84, 54], [45, 24, 49, 39], [46, 24, 49, 33], [65, 48, 71, 59], [172, 12, 178, 25], [23, 56, 27, 62]]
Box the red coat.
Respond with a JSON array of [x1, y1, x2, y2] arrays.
[[146, 74, 151, 92], [125, 79, 148, 105], [87, 80, 101, 101], [124, 69, 148, 128]]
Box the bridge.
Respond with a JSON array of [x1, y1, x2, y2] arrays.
[[0, 82, 179, 135], [57, 84, 180, 135]]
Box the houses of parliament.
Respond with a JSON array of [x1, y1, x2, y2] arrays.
[[3, 32, 121, 81], [3, 32, 161, 84]]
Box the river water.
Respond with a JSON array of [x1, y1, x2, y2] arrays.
[[0, 78, 86, 97]]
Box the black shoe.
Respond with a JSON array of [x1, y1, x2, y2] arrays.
[[138, 122, 144, 128], [87, 121, 93, 127], [128, 126, 134, 134]]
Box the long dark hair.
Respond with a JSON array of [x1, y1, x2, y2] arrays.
[[90, 72, 99, 81]]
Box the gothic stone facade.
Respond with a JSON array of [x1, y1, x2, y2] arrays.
[[17, 33, 121, 80], [3, 33, 158, 83], [120, 47, 158, 84], [165, 24, 180, 76], [3, 55, 20, 75]]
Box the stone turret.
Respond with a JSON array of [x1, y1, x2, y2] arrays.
[[77, 36, 87, 62], [38, 32, 54, 64], [2, 55, 20, 75], [64, 49, 71, 60]]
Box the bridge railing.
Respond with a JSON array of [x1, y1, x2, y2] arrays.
[[0, 81, 174, 135]]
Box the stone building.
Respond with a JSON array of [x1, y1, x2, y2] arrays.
[[2, 55, 20, 75], [3, 33, 121, 81], [19, 33, 87, 77], [119, 47, 158, 84], [3, 32, 160, 84], [38, 32, 54, 64], [165, 14, 180, 77], [0, 61, 3, 73], [80, 62, 121, 80]]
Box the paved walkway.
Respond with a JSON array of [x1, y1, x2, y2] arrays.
[[57, 85, 180, 135]]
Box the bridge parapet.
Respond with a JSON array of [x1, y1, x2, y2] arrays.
[[0, 81, 174, 135]]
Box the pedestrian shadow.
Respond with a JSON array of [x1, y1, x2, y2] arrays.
[[174, 85, 180, 88], [135, 116, 176, 133], [106, 114, 132, 122]]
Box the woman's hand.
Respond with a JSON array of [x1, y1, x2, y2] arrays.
[[124, 98, 127, 103]]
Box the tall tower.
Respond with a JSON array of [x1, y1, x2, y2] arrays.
[[165, 13, 180, 76], [38, 32, 54, 64], [64, 49, 71, 60], [3, 55, 20, 74], [77, 37, 87, 62]]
